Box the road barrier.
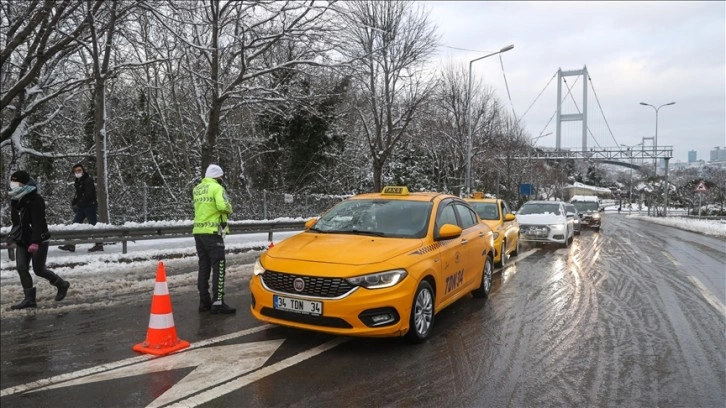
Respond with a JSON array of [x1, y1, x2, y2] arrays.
[[1, 220, 309, 259]]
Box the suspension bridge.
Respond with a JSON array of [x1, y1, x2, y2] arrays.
[[517, 65, 673, 173]]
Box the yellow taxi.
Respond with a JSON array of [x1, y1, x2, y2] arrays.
[[250, 186, 495, 343], [465, 192, 520, 267]]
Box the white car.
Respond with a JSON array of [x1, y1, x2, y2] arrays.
[[516, 201, 574, 248]]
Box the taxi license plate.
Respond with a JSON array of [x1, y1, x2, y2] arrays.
[[274, 295, 322, 316]]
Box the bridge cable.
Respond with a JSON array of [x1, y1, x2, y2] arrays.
[[587, 74, 620, 148], [518, 71, 557, 125], [535, 71, 578, 143], [562, 77, 604, 149], [499, 54, 518, 122]]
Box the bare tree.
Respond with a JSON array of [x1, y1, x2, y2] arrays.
[[1, 0, 103, 168], [145, 0, 339, 176], [338, 0, 438, 191]]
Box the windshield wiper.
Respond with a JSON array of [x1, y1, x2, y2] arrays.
[[322, 229, 385, 237], [350, 229, 385, 237]]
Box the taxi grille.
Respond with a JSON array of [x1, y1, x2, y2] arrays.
[[261, 271, 356, 298]]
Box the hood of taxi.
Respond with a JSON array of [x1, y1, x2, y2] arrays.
[[265, 232, 422, 266]]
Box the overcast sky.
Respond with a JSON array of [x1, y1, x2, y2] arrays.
[[423, 1, 725, 163]]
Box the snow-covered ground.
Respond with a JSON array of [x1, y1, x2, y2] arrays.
[[625, 214, 726, 237]]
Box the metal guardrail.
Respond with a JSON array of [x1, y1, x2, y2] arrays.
[[1, 220, 308, 258]]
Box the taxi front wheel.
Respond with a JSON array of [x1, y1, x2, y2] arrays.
[[406, 281, 435, 344]]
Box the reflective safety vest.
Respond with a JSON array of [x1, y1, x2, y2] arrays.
[[192, 178, 232, 235]]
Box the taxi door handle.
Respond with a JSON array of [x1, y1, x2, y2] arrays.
[[479, 232, 486, 237], [460, 239, 469, 245]]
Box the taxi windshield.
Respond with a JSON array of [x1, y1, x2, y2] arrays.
[[311, 199, 432, 238]]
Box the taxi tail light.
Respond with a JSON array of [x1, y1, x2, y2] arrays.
[[359, 307, 400, 327]]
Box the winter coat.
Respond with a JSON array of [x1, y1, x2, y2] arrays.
[[10, 188, 51, 247], [192, 178, 232, 235], [71, 172, 97, 207]]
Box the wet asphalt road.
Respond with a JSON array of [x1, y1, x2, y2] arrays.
[[1, 214, 724, 407]]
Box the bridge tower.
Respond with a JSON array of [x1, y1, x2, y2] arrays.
[[556, 66, 588, 151]]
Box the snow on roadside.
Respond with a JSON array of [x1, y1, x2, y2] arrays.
[[626, 215, 726, 238]]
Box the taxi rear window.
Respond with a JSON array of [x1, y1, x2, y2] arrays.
[[470, 202, 499, 220]]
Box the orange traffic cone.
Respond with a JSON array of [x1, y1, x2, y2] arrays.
[[133, 261, 190, 356]]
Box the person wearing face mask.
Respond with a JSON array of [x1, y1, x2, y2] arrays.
[[58, 163, 103, 252], [193, 164, 235, 314], [8, 170, 71, 309]]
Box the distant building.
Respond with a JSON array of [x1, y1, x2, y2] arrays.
[[562, 182, 612, 201], [688, 150, 697, 163], [710, 146, 726, 162]]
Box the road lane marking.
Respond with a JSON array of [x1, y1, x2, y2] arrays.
[[0, 325, 273, 397], [662, 251, 681, 266], [33, 340, 286, 408], [687, 276, 726, 317], [166, 337, 350, 407]]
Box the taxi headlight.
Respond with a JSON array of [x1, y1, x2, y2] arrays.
[[346, 270, 407, 289], [253, 259, 266, 276]]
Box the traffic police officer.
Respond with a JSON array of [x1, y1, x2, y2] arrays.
[[193, 164, 235, 314]]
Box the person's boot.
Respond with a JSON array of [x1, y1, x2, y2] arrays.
[[10, 287, 37, 310], [53, 277, 70, 301], [199, 293, 212, 312], [211, 301, 236, 315], [88, 243, 104, 252], [58, 244, 75, 252]]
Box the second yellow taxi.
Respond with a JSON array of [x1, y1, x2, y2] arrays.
[[465, 192, 520, 267], [250, 186, 495, 343]]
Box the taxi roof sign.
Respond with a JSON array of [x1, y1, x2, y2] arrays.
[[471, 191, 485, 199], [381, 186, 410, 195]]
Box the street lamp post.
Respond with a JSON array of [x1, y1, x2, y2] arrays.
[[640, 101, 675, 216], [639, 101, 675, 177], [466, 44, 514, 196]]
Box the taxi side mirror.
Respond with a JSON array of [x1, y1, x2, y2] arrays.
[[437, 224, 462, 240], [304, 218, 317, 230], [504, 213, 515, 222]]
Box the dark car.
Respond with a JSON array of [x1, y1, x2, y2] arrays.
[[569, 196, 602, 231]]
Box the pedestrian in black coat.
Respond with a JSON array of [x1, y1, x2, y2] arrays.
[[8, 170, 71, 309], [58, 163, 103, 252]]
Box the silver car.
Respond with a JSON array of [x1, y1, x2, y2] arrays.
[[516, 201, 575, 247], [565, 203, 581, 235]]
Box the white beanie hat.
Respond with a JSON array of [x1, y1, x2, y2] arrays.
[[205, 164, 224, 179]]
